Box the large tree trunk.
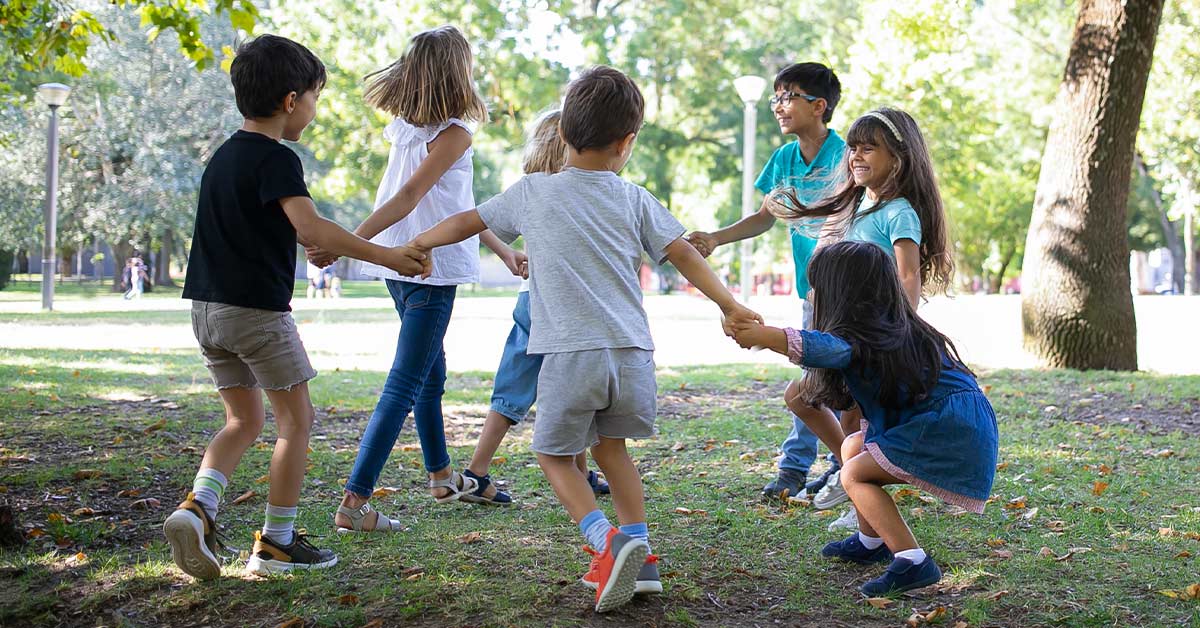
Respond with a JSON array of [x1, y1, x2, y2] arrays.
[[1020, 0, 1164, 370], [154, 230, 175, 287], [111, 241, 133, 292]]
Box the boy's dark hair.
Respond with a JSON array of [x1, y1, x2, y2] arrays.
[[774, 62, 841, 123], [560, 66, 644, 152], [230, 34, 327, 119]]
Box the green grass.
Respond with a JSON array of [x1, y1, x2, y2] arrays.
[[1, 347, 1198, 627]]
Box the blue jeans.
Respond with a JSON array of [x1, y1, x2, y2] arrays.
[[490, 292, 541, 423], [345, 280, 457, 497], [779, 298, 818, 475]]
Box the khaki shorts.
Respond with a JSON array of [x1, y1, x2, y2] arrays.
[[532, 348, 657, 456], [190, 301, 316, 390]]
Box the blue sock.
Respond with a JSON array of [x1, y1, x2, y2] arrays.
[[579, 509, 614, 552], [618, 522, 650, 553]]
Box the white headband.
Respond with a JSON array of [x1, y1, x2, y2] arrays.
[[865, 111, 903, 143]]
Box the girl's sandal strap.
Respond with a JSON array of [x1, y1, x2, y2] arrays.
[[429, 471, 478, 504], [460, 472, 513, 505], [334, 502, 402, 533]]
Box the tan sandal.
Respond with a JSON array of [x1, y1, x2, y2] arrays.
[[334, 502, 404, 533], [429, 470, 478, 504]]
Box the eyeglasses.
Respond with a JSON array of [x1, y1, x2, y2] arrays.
[[768, 92, 820, 107]]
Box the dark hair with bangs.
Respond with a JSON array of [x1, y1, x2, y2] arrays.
[[774, 62, 841, 123], [799, 240, 970, 412], [768, 107, 954, 295], [231, 34, 327, 119]]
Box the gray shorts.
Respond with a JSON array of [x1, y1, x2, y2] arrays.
[[532, 348, 657, 456], [190, 301, 317, 391]]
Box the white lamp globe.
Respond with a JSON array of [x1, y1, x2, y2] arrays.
[[733, 75, 767, 104], [37, 83, 71, 107]]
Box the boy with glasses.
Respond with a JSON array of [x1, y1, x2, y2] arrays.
[[687, 62, 846, 505]]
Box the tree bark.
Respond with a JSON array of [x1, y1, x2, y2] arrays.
[[111, 241, 133, 292], [155, 230, 175, 287], [1020, 0, 1164, 370]]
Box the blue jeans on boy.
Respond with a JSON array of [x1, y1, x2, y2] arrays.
[[779, 299, 818, 477], [345, 280, 457, 497], [490, 291, 541, 422]]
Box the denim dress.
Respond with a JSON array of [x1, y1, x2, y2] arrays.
[[785, 329, 999, 513]]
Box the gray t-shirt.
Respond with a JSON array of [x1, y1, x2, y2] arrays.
[[477, 167, 686, 354]]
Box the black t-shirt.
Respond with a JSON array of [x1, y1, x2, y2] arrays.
[[183, 130, 309, 311]]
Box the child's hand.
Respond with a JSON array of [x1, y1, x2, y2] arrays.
[[305, 245, 338, 268], [720, 303, 764, 337], [685, 231, 718, 258], [404, 240, 434, 278], [385, 245, 428, 277], [501, 250, 527, 277]]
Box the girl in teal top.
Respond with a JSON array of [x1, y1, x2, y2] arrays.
[[730, 241, 998, 596]]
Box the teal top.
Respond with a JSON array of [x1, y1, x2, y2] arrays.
[[754, 129, 845, 297], [844, 195, 923, 256]]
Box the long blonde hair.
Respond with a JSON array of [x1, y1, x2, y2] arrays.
[[364, 25, 487, 125], [522, 110, 567, 174]]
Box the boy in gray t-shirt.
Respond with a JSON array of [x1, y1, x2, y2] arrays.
[[411, 66, 760, 613]]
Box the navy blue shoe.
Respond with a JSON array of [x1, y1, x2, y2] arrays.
[[587, 470, 610, 495], [820, 534, 893, 565], [460, 469, 512, 505], [860, 556, 942, 596]]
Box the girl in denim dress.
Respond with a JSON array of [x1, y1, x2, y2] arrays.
[[731, 240, 998, 596]]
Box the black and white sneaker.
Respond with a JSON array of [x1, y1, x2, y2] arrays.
[[245, 530, 337, 576]]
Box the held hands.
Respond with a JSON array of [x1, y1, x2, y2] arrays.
[[685, 232, 719, 258], [405, 240, 435, 278], [385, 245, 428, 277], [499, 249, 528, 278], [728, 321, 775, 349], [720, 303, 764, 338], [305, 245, 338, 269]]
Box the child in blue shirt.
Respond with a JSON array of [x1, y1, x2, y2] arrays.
[[687, 62, 845, 501], [730, 240, 998, 596]]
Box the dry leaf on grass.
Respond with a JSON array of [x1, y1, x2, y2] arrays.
[[338, 594, 359, 606], [274, 618, 303, 628], [865, 597, 893, 609], [1092, 481, 1109, 496], [361, 620, 384, 628], [990, 549, 1013, 560], [371, 487, 400, 497], [72, 469, 103, 480], [1004, 496, 1027, 509], [673, 507, 708, 516], [116, 489, 141, 498], [71, 508, 98, 517], [925, 607, 947, 622], [1174, 550, 1192, 559], [231, 490, 257, 505], [671, 441, 686, 451], [130, 498, 161, 510], [456, 531, 482, 544], [986, 590, 1010, 601], [143, 418, 167, 434], [986, 538, 1006, 547], [1022, 507, 1040, 521]]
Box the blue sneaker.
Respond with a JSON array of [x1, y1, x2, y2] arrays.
[[587, 470, 610, 495], [820, 534, 893, 565], [860, 556, 942, 596]]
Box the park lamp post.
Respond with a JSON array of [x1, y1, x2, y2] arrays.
[[733, 75, 767, 304], [37, 82, 70, 312]]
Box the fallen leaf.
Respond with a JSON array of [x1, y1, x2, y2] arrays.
[[400, 445, 419, 452], [987, 590, 1010, 601], [275, 619, 303, 628], [130, 498, 161, 510], [1004, 496, 1027, 510], [401, 566, 424, 576], [72, 508, 97, 516], [995, 461, 1009, 471], [1187, 584, 1200, 599], [361, 621, 384, 628], [906, 612, 923, 627], [990, 549, 1013, 560], [66, 551, 87, 565], [143, 418, 167, 434], [490, 456, 507, 466], [116, 489, 141, 498], [231, 490, 257, 505], [405, 572, 423, 581], [371, 486, 400, 497], [456, 531, 482, 544], [47, 513, 65, 523], [671, 441, 686, 451], [893, 488, 920, 502], [73, 469, 103, 480], [1098, 464, 1112, 475], [255, 474, 270, 484], [1092, 481, 1109, 496], [954, 622, 970, 628], [338, 594, 359, 606], [1022, 507, 1040, 521], [1038, 546, 1054, 558], [925, 606, 947, 622], [26, 528, 47, 538], [111, 435, 125, 445], [1174, 550, 1192, 559], [986, 538, 1006, 547], [865, 597, 894, 609], [1155, 449, 1176, 458]]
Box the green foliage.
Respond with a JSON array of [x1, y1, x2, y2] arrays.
[[0, 0, 257, 88]]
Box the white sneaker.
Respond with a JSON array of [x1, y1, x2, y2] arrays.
[[828, 506, 858, 531], [813, 470, 850, 509]]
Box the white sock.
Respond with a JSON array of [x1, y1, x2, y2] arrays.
[[579, 509, 614, 552], [262, 504, 298, 546], [190, 468, 227, 520], [895, 547, 927, 563], [857, 532, 884, 549]]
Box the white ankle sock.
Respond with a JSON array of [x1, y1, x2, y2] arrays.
[[262, 504, 298, 546], [895, 547, 927, 563], [857, 532, 884, 549], [190, 468, 227, 519]]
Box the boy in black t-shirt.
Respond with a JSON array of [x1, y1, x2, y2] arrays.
[[165, 34, 426, 580]]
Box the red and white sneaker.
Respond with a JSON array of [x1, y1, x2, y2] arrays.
[[580, 529, 650, 611], [582, 547, 661, 594]]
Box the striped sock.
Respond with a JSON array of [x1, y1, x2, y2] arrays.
[[618, 522, 650, 554], [190, 468, 227, 520], [579, 509, 614, 552], [263, 504, 298, 546]]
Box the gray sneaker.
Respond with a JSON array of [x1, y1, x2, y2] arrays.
[[813, 469, 850, 509], [827, 506, 858, 531]]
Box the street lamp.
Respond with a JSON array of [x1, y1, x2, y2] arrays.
[[733, 75, 766, 304], [37, 82, 70, 312]]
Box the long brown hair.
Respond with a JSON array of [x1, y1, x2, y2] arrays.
[[770, 108, 954, 294], [801, 241, 970, 413], [364, 25, 488, 125]]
